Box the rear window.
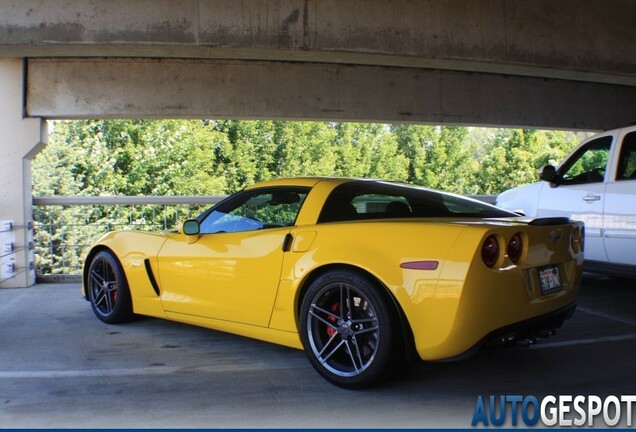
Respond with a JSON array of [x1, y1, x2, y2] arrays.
[[318, 181, 515, 223]]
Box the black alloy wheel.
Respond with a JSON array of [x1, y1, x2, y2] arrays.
[[300, 269, 401, 388], [87, 250, 134, 324]]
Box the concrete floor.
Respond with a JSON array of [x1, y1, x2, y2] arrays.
[[0, 274, 635, 428]]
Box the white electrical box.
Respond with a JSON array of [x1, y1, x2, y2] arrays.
[[1, 255, 16, 279], [1, 220, 16, 280]]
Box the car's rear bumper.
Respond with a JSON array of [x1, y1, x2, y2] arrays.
[[434, 302, 577, 362]]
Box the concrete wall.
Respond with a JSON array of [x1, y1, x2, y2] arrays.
[[0, 58, 47, 287], [25, 57, 636, 130], [1, 0, 634, 86], [2, 0, 636, 129]]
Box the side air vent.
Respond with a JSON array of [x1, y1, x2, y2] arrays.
[[144, 259, 161, 296]]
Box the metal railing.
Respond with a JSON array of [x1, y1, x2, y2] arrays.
[[33, 195, 225, 277], [32, 194, 496, 278]]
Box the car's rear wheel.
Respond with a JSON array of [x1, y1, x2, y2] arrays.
[[299, 269, 400, 388], [87, 250, 134, 324]]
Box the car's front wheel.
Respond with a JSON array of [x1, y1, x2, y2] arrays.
[[87, 250, 134, 324], [299, 269, 401, 388]]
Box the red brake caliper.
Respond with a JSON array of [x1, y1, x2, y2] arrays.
[[111, 282, 118, 305], [326, 302, 339, 337]]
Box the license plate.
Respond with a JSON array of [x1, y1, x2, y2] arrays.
[[539, 265, 562, 295]]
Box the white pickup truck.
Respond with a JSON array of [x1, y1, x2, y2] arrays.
[[497, 125, 636, 278]]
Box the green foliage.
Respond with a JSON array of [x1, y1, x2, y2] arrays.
[[42, 119, 229, 196], [38, 120, 582, 199], [475, 129, 581, 194], [391, 125, 479, 193], [32, 119, 584, 275]]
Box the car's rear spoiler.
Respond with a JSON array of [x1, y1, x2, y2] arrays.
[[528, 217, 571, 226]]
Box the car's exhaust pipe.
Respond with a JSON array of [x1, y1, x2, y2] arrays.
[[515, 328, 558, 347]]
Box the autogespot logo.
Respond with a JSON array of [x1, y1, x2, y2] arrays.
[[471, 395, 636, 427]]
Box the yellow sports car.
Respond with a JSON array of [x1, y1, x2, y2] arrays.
[[82, 177, 584, 388]]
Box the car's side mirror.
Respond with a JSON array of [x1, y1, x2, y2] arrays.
[[182, 219, 200, 243], [539, 165, 558, 183]]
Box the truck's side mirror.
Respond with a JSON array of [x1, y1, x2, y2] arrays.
[[539, 165, 558, 183]]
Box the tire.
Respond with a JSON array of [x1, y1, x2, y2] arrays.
[[87, 250, 134, 324], [299, 269, 401, 388]]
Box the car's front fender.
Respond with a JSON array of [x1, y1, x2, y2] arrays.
[[82, 231, 171, 317]]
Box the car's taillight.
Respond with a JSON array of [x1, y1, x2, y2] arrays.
[[571, 226, 585, 254], [580, 227, 585, 252], [507, 233, 523, 264], [481, 235, 499, 268], [571, 227, 579, 253]]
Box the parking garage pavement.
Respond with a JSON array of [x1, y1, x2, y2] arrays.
[[1, 274, 635, 428]]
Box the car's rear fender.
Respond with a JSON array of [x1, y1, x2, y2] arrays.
[[269, 221, 468, 344], [417, 220, 584, 360]]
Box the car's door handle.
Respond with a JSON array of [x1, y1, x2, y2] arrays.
[[282, 233, 293, 252], [582, 194, 601, 202]]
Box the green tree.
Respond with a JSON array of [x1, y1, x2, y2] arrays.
[[333, 123, 409, 181], [32, 122, 87, 274], [392, 125, 477, 193], [475, 129, 581, 194], [270, 121, 339, 178]]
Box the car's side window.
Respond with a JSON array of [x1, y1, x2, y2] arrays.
[[320, 192, 415, 222], [616, 132, 636, 181], [199, 188, 309, 234], [318, 181, 514, 223], [559, 136, 612, 185], [352, 195, 412, 217]]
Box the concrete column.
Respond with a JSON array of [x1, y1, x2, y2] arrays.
[[0, 58, 47, 288]]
